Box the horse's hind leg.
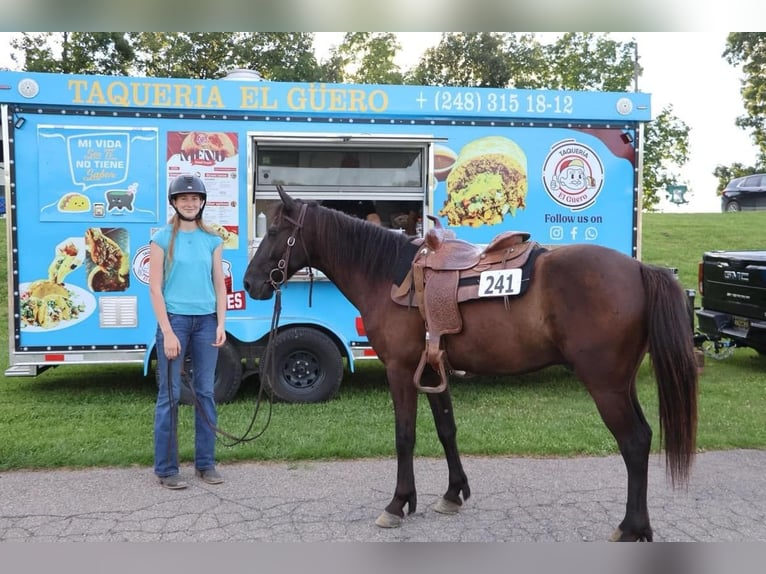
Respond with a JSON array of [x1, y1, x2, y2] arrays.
[[425, 382, 471, 514], [589, 383, 653, 541]]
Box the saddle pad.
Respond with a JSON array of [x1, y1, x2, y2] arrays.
[[393, 240, 421, 287], [457, 244, 547, 298]]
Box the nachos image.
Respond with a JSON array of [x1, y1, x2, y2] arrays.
[[440, 136, 528, 227]]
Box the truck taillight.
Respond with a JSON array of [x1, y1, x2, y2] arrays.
[[697, 262, 703, 295], [355, 316, 366, 336]]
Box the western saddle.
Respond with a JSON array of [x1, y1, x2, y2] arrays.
[[391, 217, 540, 394]]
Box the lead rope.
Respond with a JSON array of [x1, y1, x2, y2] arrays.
[[180, 291, 279, 447]]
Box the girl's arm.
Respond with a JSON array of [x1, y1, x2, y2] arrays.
[[211, 243, 227, 347], [149, 242, 180, 359]]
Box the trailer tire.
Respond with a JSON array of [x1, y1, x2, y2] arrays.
[[154, 341, 243, 405], [262, 327, 343, 403]]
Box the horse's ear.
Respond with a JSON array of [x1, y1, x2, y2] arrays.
[[276, 185, 296, 211]]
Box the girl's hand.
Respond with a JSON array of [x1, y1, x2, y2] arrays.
[[164, 331, 181, 359], [213, 326, 226, 347]]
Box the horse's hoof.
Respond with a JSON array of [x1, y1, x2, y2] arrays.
[[433, 497, 461, 515], [609, 528, 623, 542], [375, 510, 403, 528]]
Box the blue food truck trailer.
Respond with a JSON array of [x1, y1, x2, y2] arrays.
[[1, 69, 651, 403]]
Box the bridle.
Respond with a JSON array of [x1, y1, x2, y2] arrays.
[[268, 202, 314, 303]]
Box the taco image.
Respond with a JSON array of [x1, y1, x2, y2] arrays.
[[48, 241, 83, 284], [20, 280, 86, 329], [58, 192, 91, 213], [84, 227, 130, 292], [440, 136, 528, 227]]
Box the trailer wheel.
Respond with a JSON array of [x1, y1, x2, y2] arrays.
[[153, 341, 242, 405], [262, 327, 344, 403]]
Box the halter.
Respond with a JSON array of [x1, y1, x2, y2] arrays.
[[269, 202, 315, 304]]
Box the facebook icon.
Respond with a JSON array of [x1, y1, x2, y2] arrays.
[[570, 227, 578, 240]]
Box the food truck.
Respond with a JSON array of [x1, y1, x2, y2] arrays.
[[0, 69, 651, 403]]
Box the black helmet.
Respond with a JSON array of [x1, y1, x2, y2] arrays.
[[168, 175, 207, 202], [168, 175, 207, 221]]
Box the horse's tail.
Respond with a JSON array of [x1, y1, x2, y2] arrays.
[[641, 264, 698, 487]]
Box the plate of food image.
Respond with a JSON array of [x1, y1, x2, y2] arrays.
[[440, 136, 528, 227], [19, 280, 96, 332]]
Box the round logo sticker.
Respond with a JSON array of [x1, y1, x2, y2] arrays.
[[542, 140, 604, 211], [132, 244, 152, 285]]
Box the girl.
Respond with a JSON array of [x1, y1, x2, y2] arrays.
[[149, 175, 227, 489]]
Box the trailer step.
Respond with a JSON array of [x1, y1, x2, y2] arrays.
[[4, 365, 43, 377]]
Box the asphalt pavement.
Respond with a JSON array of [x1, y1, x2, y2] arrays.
[[1, 449, 765, 542]]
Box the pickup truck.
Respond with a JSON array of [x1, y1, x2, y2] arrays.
[[696, 250, 766, 356]]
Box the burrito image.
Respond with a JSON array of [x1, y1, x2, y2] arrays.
[[440, 136, 528, 227]]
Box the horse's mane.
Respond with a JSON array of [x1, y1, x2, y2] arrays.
[[312, 203, 413, 283]]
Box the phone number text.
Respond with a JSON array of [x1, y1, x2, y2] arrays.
[[428, 91, 574, 115]]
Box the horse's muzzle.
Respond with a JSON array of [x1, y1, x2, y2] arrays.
[[243, 278, 275, 300]]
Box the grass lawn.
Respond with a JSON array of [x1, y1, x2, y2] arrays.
[[1, 212, 766, 470]]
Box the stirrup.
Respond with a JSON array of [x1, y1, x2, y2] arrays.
[[413, 349, 449, 394]]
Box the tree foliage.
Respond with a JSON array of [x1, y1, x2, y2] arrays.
[[723, 33, 766, 172], [641, 106, 690, 209], [9, 32, 323, 81], [410, 33, 514, 87], [10, 32, 135, 75], [334, 33, 404, 85]]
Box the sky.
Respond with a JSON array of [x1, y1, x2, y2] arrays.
[[0, 32, 760, 213]]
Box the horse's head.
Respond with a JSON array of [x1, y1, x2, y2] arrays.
[[243, 186, 311, 300]]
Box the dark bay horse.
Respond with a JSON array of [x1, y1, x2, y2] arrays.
[[243, 187, 698, 542]]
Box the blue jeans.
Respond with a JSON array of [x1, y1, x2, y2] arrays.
[[154, 313, 219, 478]]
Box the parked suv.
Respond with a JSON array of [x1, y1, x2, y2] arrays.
[[720, 173, 766, 212]]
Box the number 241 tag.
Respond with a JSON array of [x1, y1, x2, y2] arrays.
[[478, 269, 522, 297]]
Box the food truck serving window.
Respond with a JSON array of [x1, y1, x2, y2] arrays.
[[256, 146, 423, 190]]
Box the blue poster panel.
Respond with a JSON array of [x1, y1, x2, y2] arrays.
[[37, 126, 159, 222]]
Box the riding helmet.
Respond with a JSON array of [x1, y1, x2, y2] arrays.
[[168, 175, 207, 221], [168, 175, 207, 202]]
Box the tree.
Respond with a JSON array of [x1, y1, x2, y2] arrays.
[[130, 33, 322, 81], [333, 33, 404, 85], [10, 32, 134, 75], [540, 33, 637, 92], [641, 106, 691, 210], [723, 33, 766, 169], [410, 33, 513, 87], [8, 32, 322, 81]]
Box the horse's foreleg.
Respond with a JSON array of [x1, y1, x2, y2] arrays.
[[376, 369, 419, 528], [426, 384, 471, 514]]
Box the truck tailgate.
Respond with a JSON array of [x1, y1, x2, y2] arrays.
[[700, 251, 766, 321]]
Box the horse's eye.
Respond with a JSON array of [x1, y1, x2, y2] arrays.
[[267, 227, 277, 237]]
